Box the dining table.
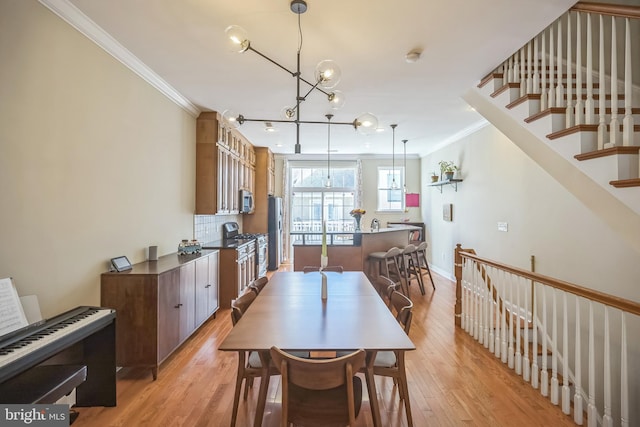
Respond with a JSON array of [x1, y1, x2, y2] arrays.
[[218, 271, 416, 427]]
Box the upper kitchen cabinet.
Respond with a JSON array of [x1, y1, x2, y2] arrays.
[[196, 112, 255, 215], [243, 147, 275, 234]]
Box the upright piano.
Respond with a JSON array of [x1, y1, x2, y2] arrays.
[[0, 306, 116, 406]]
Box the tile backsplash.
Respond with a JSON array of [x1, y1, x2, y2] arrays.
[[194, 214, 243, 243]]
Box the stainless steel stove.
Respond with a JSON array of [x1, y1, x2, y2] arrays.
[[223, 222, 268, 278]]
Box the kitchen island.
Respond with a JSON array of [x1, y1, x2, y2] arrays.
[[292, 225, 421, 272]]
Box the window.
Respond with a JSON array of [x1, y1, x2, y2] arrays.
[[290, 164, 357, 244], [377, 167, 404, 211]]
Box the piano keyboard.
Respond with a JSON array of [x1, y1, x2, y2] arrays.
[[0, 307, 115, 383]]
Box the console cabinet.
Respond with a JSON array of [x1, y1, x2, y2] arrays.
[[100, 250, 219, 380]]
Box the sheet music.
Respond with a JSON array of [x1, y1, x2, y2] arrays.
[[0, 277, 28, 336]]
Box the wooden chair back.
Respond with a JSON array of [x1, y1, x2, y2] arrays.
[[374, 275, 398, 306], [231, 290, 257, 326], [389, 290, 413, 334], [249, 276, 269, 294]]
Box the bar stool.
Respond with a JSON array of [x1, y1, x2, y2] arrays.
[[367, 247, 402, 287], [398, 244, 425, 296], [415, 241, 436, 290]]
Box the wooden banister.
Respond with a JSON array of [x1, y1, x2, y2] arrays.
[[456, 248, 640, 316], [571, 2, 640, 19]]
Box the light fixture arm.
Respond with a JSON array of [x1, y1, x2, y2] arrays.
[[325, 113, 333, 187]]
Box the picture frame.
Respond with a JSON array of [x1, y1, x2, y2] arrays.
[[443, 203, 453, 222], [110, 256, 132, 272]]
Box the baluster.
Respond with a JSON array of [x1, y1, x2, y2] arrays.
[[562, 292, 571, 414], [515, 274, 522, 376], [531, 282, 539, 389], [541, 285, 549, 397], [551, 289, 559, 404], [533, 34, 540, 94], [574, 297, 584, 425], [541, 30, 548, 111], [507, 272, 515, 369], [520, 46, 526, 96], [622, 17, 634, 147], [603, 308, 612, 427], [501, 270, 508, 364], [488, 265, 495, 354], [588, 302, 597, 427], [474, 263, 480, 341], [461, 259, 466, 331], [527, 40, 533, 95], [606, 16, 621, 148], [494, 267, 501, 359], [463, 260, 470, 332], [566, 12, 574, 127], [522, 276, 531, 382], [483, 267, 490, 348], [575, 12, 584, 125], [597, 14, 607, 149], [507, 56, 514, 84], [585, 13, 595, 124], [548, 23, 556, 109], [555, 19, 564, 108], [621, 314, 628, 427]]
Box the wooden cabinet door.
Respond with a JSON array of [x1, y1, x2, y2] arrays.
[[194, 256, 210, 327], [207, 251, 219, 316], [157, 269, 181, 362], [179, 262, 196, 342]]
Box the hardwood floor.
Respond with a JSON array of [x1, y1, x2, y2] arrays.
[[74, 266, 578, 426]]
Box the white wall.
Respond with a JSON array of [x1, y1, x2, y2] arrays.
[[421, 124, 640, 302], [0, 1, 196, 318]]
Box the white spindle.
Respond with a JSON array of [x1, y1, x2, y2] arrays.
[[495, 267, 502, 359], [607, 16, 621, 148], [585, 13, 595, 124], [622, 17, 634, 147], [588, 302, 597, 427], [508, 272, 515, 369], [523, 276, 530, 382], [541, 30, 548, 111], [548, 24, 556, 109], [483, 267, 489, 348], [555, 19, 564, 108], [562, 293, 571, 414], [488, 266, 495, 353], [603, 308, 612, 427], [520, 46, 526, 96], [575, 297, 584, 425], [621, 314, 629, 427], [533, 35, 540, 94], [508, 56, 514, 84], [566, 12, 574, 127], [598, 14, 607, 149], [527, 41, 533, 94], [515, 275, 522, 375], [461, 260, 467, 331], [575, 12, 584, 125], [541, 285, 549, 397], [531, 282, 539, 389], [513, 50, 520, 84], [501, 270, 508, 364], [551, 289, 559, 404]]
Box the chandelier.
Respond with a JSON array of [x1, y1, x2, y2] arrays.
[[222, 0, 379, 154]]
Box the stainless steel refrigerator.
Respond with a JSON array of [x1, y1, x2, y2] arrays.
[[268, 196, 283, 270]]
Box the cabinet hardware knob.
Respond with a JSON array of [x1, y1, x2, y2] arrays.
[[175, 303, 183, 308]]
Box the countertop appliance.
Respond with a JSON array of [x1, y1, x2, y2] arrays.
[[219, 222, 268, 278], [239, 189, 254, 214]]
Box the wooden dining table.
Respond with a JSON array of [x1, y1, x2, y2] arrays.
[[219, 271, 416, 427]]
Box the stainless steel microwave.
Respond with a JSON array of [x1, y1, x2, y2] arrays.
[[239, 189, 254, 214]]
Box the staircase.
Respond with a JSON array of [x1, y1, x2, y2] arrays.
[[463, 2, 640, 255]]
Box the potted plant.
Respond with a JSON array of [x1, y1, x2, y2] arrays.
[[438, 160, 459, 181], [430, 172, 439, 183]]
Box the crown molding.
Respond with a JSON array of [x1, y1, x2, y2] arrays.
[[38, 0, 200, 117]]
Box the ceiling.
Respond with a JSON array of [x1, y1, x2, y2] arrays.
[[57, 0, 575, 156]]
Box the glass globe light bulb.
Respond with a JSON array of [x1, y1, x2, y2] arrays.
[[315, 60, 341, 89], [281, 106, 296, 120], [224, 25, 250, 53], [328, 90, 345, 110], [353, 113, 378, 136], [222, 109, 240, 129]]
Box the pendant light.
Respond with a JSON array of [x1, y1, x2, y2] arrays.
[[325, 114, 333, 187], [402, 139, 408, 193], [390, 124, 398, 189]]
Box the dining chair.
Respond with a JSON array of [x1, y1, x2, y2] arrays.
[[371, 290, 414, 426], [397, 244, 425, 296], [270, 346, 366, 427], [366, 246, 402, 288], [302, 265, 344, 273], [372, 275, 399, 308], [415, 241, 436, 290], [248, 276, 269, 295]]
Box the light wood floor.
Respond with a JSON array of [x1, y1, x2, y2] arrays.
[[74, 266, 578, 426]]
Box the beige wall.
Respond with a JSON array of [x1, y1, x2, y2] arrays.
[[421, 124, 640, 302], [0, 1, 196, 317]]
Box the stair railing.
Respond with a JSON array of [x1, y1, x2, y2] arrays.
[[455, 244, 640, 426], [493, 2, 639, 151]]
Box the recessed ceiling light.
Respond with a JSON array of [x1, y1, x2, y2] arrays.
[[375, 127, 385, 133], [405, 48, 422, 63], [265, 122, 276, 132], [275, 143, 283, 147]]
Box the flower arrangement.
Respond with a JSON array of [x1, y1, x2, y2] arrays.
[[349, 208, 366, 218]]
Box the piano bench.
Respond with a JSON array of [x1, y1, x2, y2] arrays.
[[0, 365, 87, 404]]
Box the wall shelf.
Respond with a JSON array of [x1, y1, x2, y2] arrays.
[[428, 178, 463, 192]]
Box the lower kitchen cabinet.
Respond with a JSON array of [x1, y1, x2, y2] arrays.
[[219, 241, 255, 308], [100, 250, 219, 380]]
